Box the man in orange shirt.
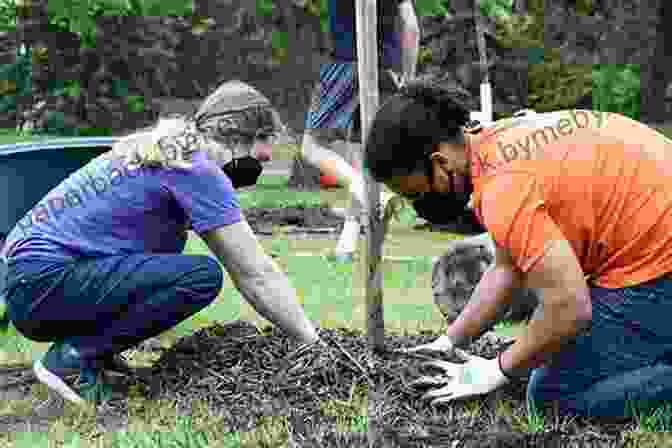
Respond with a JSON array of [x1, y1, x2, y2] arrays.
[[365, 78, 672, 418]]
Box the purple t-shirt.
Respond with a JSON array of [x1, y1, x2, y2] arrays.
[[0, 150, 241, 264]]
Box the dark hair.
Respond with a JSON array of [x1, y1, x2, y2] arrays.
[[363, 78, 474, 182]]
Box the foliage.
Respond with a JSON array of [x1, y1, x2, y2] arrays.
[[0, 49, 32, 125], [415, 0, 450, 17], [492, 0, 639, 119], [5, 0, 191, 135], [492, 0, 589, 111], [255, 0, 517, 63], [2, 0, 642, 136], [479, 0, 513, 18], [592, 64, 640, 120], [45, 0, 193, 48], [0, 0, 15, 32], [256, 0, 450, 38]]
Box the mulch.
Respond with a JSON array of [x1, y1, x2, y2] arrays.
[[132, 321, 634, 447]]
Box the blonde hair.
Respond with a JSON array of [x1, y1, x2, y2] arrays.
[[110, 116, 226, 170]]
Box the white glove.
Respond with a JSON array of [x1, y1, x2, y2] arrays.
[[410, 352, 509, 405], [394, 335, 457, 356]]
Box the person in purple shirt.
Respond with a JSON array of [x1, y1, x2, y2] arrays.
[[300, 0, 420, 259], [0, 80, 322, 405]]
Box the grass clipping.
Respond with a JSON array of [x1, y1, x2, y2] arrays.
[[142, 321, 635, 447]]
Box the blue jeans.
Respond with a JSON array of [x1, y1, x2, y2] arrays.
[[527, 274, 672, 419], [2, 254, 222, 362]]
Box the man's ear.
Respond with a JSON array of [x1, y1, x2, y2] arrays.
[[429, 150, 453, 181], [431, 143, 461, 164], [429, 151, 445, 163]]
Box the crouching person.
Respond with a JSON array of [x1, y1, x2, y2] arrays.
[[0, 80, 320, 405], [370, 78, 672, 419]]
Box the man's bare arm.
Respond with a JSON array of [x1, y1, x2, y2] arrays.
[[444, 243, 523, 348], [499, 238, 592, 377]]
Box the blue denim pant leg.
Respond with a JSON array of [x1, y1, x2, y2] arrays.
[[526, 274, 672, 419], [5, 253, 223, 362]]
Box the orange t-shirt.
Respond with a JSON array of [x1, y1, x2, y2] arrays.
[[468, 110, 672, 288]]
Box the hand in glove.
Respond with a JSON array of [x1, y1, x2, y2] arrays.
[[394, 335, 457, 356], [409, 351, 510, 405]]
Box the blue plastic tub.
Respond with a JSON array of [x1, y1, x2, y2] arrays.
[[0, 137, 118, 239]]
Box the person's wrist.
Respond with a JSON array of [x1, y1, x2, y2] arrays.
[[444, 326, 468, 349]]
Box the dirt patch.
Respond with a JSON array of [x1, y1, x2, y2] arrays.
[[243, 206, 346, 236]]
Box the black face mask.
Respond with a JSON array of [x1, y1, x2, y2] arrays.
[[196, 104, 278, 189], [411, 164, 475, 225], [222, 155, 263, 189], [412, 191, 473, 225]]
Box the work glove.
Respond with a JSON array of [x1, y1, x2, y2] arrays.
[[408, 351, 509, 405], [394, 335, 456, 357]]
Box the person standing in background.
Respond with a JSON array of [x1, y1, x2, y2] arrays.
[[300, 0, 420, 260]]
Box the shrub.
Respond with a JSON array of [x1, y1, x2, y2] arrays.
[[492, 0, 640, 119]]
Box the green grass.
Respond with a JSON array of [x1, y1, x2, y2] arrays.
[[236, 174, 333, 209], [173, 232, 450, 341]]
